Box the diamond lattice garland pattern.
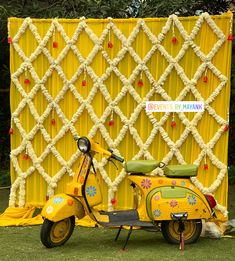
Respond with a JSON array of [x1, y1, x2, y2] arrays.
[[8, 13, 232, 216]]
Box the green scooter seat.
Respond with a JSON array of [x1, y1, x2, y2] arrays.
[[164, 164, 198, 177], [125, 160, 160, 173]]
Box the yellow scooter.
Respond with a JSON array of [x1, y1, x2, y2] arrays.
[[40, 136, 217, 250]]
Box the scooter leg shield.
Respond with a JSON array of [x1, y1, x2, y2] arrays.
[[41, 193, 85, 222]]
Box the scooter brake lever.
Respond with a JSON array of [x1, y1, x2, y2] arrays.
[[108, 158, 118, 170]]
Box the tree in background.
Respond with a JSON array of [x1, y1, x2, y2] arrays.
[[0, 0, 234, 186]]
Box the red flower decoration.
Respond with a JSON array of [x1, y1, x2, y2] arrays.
[[8, 37, 12, 44], [138, 79, 144, 87], [108, 41, 113, 48], [204, 163, 208, 171], [228, 34, 233, 41], [224, 124, 229, 132], [82, 79, 87, 86], [53, 41, 58, 48], [111, 198, 117, 205], [171, 120, 176, 128], [24, 78, 31, 84], [23, 153, 29, 160], [9, 128, 14, 135], [203, 75, 208, 83], [51, 119, 56, 126], [108, 119, 114, 126], [172, 180, 176, 186], [171, 36, 177, 44]]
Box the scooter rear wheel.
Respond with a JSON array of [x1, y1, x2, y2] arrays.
[[40, 216, 75, 248], [161, 219, 202, 244]]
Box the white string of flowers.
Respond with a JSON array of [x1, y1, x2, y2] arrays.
[[8, 12, 231, 216]]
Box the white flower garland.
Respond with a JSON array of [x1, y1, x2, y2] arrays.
[[8, 13, 232, 217]]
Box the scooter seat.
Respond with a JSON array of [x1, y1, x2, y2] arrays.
[[125, 160, 160, 173], [164, 164, 198, 177]]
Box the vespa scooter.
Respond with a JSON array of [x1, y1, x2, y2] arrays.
[[40, 136, 217, 250]]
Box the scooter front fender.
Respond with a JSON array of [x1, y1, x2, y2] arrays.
[[41, 193, 85, 222]]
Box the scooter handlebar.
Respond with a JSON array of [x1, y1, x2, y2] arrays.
[[111, 153, 124, 163]]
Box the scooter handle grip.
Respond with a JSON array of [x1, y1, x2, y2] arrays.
[[111, 153, 124, 163]]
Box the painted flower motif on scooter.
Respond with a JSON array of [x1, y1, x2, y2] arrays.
[[46, 206, 54, 214], [181, 181, 186, 187], [86, 186, 97, 197], [154, 195, 160, 201], [53, 196, 64, 204], [170, 199, 178, 208], [153, 209, 161, 218], [141, 178, 152, 189], [188, 194, 197, 205]]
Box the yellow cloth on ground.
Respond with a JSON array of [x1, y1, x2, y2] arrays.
[[0, 206, 42, 226], [0, 207, 96, 227]]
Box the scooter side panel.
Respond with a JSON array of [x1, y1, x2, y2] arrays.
[[147, 186, 212, 220], [41, 193, 85, 222], [128, 175, 212, 222]]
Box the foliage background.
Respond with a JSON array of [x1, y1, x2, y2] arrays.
[[0, 0, 234, 186]]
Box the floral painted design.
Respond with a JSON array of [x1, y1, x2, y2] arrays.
[[181, 181, 186, 187], [154, 195, 160, 201], [153, 209, 161, 218], [172, 180, 176, 186], [141, 178, 152, 189], [158, 179, 163, 184], [53, 196, 64, 204], [86, 186, 97, 197], [188, 195, 197, 205], [46, 206, 54, 214], [170, 199, 178, 208]]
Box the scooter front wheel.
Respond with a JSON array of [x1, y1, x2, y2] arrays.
[[40, 216, 75, 248], [161, 219, 202, 244]]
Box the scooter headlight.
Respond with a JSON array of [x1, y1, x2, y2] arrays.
[[77, 137, 91, 153]]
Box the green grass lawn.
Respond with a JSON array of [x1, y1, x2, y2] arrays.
[[0, 187, 235, 261]]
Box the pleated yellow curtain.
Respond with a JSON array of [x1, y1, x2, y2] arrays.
[[1, 12, 232, 225]]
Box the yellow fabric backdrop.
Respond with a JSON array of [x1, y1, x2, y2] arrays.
[[0, 12, 233, 225]]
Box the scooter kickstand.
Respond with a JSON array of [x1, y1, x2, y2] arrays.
[[115, 226, 123, 241], [122, 226, 133, 250]]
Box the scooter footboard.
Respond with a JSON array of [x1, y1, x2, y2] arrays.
[[41, 193, 85, 222], [146, 186, 212, 220]]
